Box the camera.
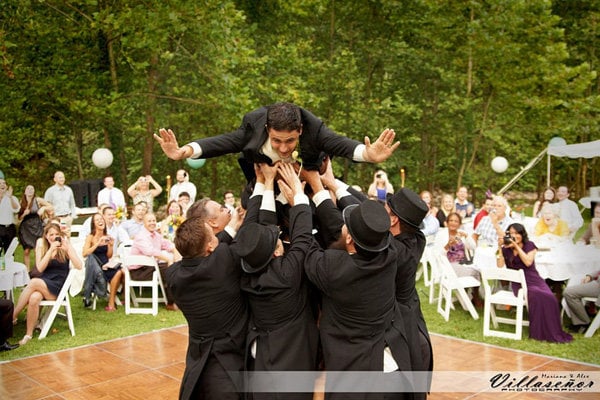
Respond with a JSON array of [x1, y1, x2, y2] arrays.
[[503, 234, 512, 245], [55, 236, 62, 243]]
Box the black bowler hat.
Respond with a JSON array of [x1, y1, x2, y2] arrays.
[[234, 222, 279, 274], [386, 188, 428, 229], [342, 200, 391, 252]]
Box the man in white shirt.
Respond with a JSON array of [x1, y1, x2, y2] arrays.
[[102, 206, 130, 255], [556, 186, 584, 236], [169, 169, 197, 203], [44, 171, 76, 226], [0, 179, 20, 253], [97, 175, 126, 211]]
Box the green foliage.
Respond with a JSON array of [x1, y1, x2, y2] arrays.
[[0, 0, 598, 204]]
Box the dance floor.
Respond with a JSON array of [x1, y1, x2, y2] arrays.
[[1, 325, 598, 399]]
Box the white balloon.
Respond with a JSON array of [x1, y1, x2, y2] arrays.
[[491, 156, 508, 173], [92, 148, 114, 169]]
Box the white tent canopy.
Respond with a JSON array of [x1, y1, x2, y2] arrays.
[[498, 139, 599, 195], [547, 140, 600, 159]]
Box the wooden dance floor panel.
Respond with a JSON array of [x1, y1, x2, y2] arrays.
[[1, 326, 598, 399]]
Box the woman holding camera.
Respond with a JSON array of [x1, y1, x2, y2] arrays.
[[127, 175, 162, 212], [12, 223, 82, 345], [367, 170, 394, 201], [498, 223, 572, 343]]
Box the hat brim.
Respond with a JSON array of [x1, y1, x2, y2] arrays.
[[342, 204, 391, 252], [397, 214, 425, 230], [579, 197, 600, 209], [240, 225, 279, 274]]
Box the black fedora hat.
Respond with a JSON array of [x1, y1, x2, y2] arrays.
[[234, 222, 279, 274], [386, 188, 428, 229], [342, 200, 391, 252]]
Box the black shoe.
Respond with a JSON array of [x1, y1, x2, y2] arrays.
[[568, 324, 589, 333], [0, 341, 19, 352], [83, 298, 92, 308]]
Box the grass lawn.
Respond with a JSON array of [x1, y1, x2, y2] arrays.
[[417, 276, 600, 366]]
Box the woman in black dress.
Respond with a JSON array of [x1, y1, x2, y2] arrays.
[[12, 223, 82, 345]]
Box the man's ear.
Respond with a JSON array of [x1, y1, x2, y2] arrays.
[[390, 214, 399, 227], [207, 218, 218, 229], [206, 240, 217, 255], [298, 124, 303, 135]]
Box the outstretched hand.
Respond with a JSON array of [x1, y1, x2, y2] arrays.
[[153, 128, 190, 160], [363, 128, 400, 163]]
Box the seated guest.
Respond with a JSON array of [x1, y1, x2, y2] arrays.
[[120, 201, 147, 239], [473, 195, 513, 247], [12, 223, 82, 345], [498, 223, 572, 343], [563, 270, 600, 333], [159, 200, 185, 239], [166, 217, 247, 399], [177, 191, 191, 216], [473, 196, 493, 230], [533, 203, 570, 239], [556, 185, 584, 237], [578, 201, 600, 245], [82, 213, 113, 307], [80, 203, 110, 238], [532, 186, 557, 218], [130, 213, 178, 310], [0, 299, 19, 352], [455, 186, 474, 219], [436, 193, 455, 227], [102, 206, 130, 254], [437, 212, 482, 307]]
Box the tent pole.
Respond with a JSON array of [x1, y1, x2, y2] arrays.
[[547, 153, 551, 187]]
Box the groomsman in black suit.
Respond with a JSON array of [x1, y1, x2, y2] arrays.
[[233, 162, 319, 399], [155, 102, 399, 181], [304, 199, 413, 400], [166, 217, 248, 400], [386, 189, 433, 399]]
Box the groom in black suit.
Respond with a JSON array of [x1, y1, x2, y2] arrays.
[[155, 102, 399, 180]]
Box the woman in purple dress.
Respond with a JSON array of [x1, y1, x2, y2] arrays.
[[499, 223, 572, 343]]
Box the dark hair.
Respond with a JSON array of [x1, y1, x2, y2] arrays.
[[592, 202, 599, 218], [266, 102, 302, 132], [90, 213, 108, 235], [446, 212, 462, 225], [175, 217, 210, 258], [507, 223, 529, 243], [178, 191, 190, 199]]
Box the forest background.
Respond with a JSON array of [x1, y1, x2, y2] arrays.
[[1, 0, 598, 208]]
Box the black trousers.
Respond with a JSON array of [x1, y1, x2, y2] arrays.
[[0, 299, 15, 342], [0, 224, 17, 253]]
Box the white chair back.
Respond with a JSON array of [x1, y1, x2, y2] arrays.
[[480, 267, 529, 340], [38, 268, 77, 339], [121, 254, 167, 316], [436, 253, 480, 321]]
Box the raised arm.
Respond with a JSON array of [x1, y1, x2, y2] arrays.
[[154, 128, 193, 160], [362, 128, 400, 163]]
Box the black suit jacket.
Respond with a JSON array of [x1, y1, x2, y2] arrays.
[[392, 231, 433, 399], [304, 236, 414, 399], [166, 244, 248, 400], [194, 106, 361, 180]]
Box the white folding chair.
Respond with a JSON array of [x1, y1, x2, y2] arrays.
[[436, 253, 480, 321], [38, 268, 77, 339], [2, 237, 30, 300], [122, 255, 167, 316], [428, 251, 443, 304], [583, 297, 600, 338], [481, 267, 529, 340]]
